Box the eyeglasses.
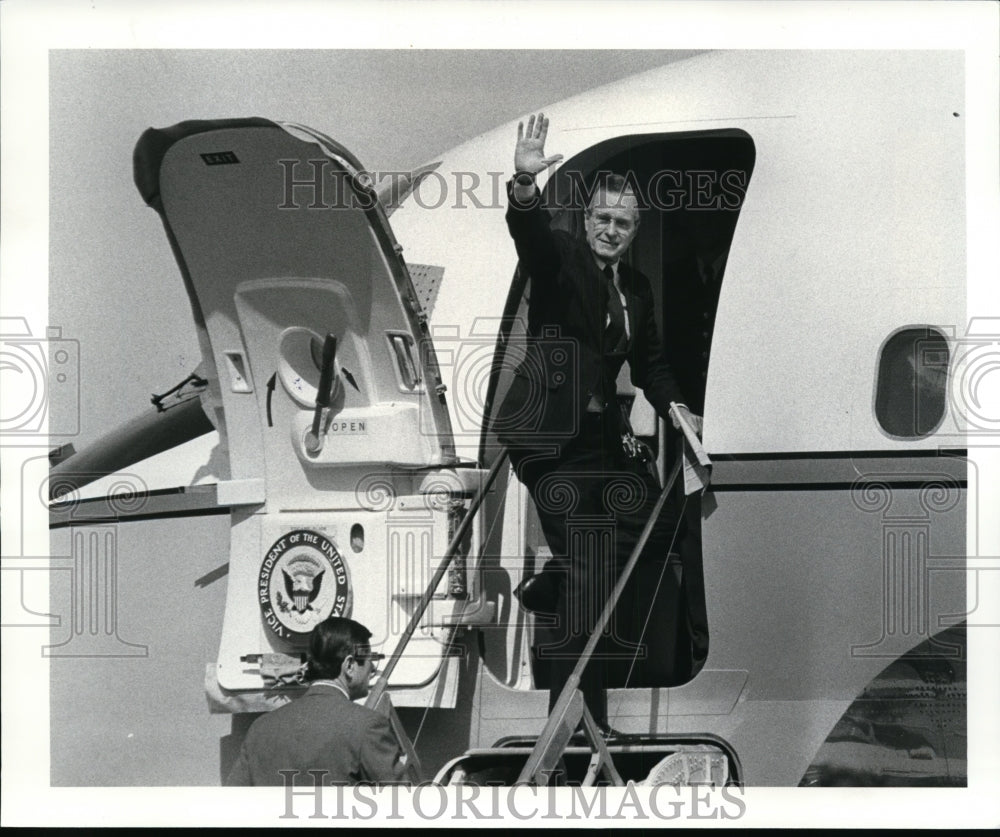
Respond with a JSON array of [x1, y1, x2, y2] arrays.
[[587, 211, 636, 232], [352, 651, 386, 666]]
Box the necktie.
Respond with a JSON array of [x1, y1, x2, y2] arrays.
[[603, 265, 627, 352]]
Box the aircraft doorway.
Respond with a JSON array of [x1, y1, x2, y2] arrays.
[[482, 129, 755, 692]]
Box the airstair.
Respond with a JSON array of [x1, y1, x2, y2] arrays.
[[368, 413, 737, 787]]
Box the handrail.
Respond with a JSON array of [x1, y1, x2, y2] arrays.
[[365, 447, 510, 711]]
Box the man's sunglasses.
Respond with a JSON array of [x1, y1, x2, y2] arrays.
[[353, 651, 386, 664]]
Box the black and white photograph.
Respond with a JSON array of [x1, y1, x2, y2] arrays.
[[1, 0, 998, 828]]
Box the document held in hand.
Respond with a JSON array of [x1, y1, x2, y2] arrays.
[[670, 402, 712, 496]]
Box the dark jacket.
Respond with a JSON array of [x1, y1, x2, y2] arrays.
[[494, 183, 686, 446], [224, 683, 408, 786]]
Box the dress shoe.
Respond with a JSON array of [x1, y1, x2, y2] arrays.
[[597, 721, 626, 740], [569, 721, 625, 745], [513, 571, 561, 615]]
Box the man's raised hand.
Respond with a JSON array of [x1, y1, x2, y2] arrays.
[[515, 113, 564, 175]]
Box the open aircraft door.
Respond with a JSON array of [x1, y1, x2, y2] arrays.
[[133, 119, 483, 708]]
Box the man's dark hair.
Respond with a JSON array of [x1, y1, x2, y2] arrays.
[[585, 171, 643, 216], [305, 617, 373, 681], [600, 172, 630, 197]]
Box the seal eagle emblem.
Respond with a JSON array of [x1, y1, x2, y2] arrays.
[[258, 530, 351, 642]]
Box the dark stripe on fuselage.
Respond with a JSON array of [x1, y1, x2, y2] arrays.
[[707, 451, 967, 492]]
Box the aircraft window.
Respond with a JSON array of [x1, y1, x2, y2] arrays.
[[875, 327, 950, 438], [350, 523, 365, 553], [387, 332, 421, 391]]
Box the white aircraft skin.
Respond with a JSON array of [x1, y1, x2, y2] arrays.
[[389, 49, 967, 785], [390, 49, 965, 455], [50, 50, 969, 787]]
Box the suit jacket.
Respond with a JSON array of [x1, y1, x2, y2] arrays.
[[495, 182, 686, 447], [224, 683, 408, 786]]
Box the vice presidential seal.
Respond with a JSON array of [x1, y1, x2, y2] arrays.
[[258, 530, 351, 642]]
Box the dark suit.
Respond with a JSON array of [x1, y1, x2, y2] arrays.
[[496, 182, 687, 724], [225, 682, 408, 785], [496, 187, 687, 444]]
